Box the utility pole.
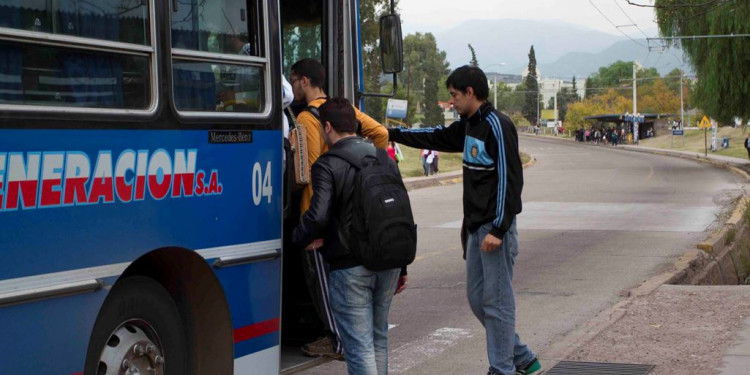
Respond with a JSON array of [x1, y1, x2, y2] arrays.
[[483, 63, 506, 109], [680, 70, 684, 128], [553, 80, 558, 125], [537, 81, 540, 126], [633, 61, 638, 144], [406, 65, 410, 125], [493, 74, 497, 109]]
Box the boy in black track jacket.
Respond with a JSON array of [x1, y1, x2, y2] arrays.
[[387, 66, 542, 375]]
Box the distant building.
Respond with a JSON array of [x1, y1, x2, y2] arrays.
[[486, 72, 523, 91]]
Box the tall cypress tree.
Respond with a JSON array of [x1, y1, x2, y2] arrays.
[[523, 45, 539, 124], [570, 76, 580, 102], [468, 44, 478, 67]]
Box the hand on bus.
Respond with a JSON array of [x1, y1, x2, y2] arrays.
[[304, 238, 324, 251], [395, 275, 408, 295]]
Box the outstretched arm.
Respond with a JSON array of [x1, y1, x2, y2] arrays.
[[387, 121, 465, 152]]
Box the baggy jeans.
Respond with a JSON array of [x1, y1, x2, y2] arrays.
[[466, 220, 535, 375], [329, 266, 401, 375]]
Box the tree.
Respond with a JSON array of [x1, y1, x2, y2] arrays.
[[399, 32, 450, 125], [423, 74, 444, 127], [523, 45, 539, 124], [569, 76, 581, 103], [566, 89, 633, 130], [552, 76, 581, 121], [638, 79, 681, 114], [655, 0, 750, 123], [468, 44, 478, 67], [358, 0, 393, 121]]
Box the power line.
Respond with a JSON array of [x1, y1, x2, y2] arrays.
[[625, 0, 728, 8], [613, 0, 651, 39], [587, 0, 648, 49], [648, 33, 750, 41]]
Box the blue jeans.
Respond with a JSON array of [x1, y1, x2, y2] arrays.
[[466, 220, 535, 375], [329, 266, 401, 375]]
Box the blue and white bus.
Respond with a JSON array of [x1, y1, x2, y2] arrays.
[[0, 0, 402, 374]]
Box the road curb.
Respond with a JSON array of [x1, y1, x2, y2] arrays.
[[529, 133, 750, 366], [402, 153, 536, 191], [519, 133, 750, 182]]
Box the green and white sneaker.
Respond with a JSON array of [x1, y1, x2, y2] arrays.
[[516, 358, 543, 375]]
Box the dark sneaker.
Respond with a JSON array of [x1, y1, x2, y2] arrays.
[[301, 337, 345, 361], [516, 358, 543, 375]]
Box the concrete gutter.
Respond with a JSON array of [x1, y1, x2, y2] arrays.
[[402, 154, 536, 191], [528, 133, 750, 364]]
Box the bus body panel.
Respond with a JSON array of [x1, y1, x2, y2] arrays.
[[0, 289, 105, 375], [0, 128, 283, 374], [0, 129, 282, 278]]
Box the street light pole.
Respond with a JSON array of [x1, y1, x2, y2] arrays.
[[482, 63, 506, 109], [680, 69, 684, 128], [633, 61, 638, 144], [494, 74, 497, 109]]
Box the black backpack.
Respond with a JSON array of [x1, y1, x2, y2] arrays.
[[326, 144, 417, 271]]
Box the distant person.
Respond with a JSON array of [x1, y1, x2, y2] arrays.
[[387, 141, 398, 163], [388, 65, 543, 375], [744, 134, 750, 160], [421, 149, 433, 176], [430, 150, 440, 174]]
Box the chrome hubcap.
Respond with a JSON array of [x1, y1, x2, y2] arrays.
[[98, 321, 164, 375]]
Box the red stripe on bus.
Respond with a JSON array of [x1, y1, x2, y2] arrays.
[[233, 318, 280, 343]]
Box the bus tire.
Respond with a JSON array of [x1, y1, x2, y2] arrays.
[[84, 276, 191, 375]]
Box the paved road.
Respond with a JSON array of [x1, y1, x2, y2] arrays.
[[300, 137, 744, 374]]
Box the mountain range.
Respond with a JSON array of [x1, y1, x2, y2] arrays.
[[431, 19, 689, 79]]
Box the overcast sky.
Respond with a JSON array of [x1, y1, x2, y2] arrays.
[[399, 0, 658, 37]]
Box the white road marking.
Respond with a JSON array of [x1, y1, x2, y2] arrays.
[[436, 202, 718, 232], [388, 328, 473, 374]]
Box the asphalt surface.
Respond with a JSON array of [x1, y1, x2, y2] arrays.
[[299, 137, 744, 375]]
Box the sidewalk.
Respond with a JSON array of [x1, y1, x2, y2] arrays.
[[402, 170, 463, 191], [553, 285, 750, 375], [524, 133, 750, 375]]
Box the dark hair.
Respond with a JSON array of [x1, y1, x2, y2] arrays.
[[291, 58, 326, 88], [319, 97, 357, 133], [445, 65, 489, 101]]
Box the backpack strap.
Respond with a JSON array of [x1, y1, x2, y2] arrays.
[[304, 106, 322, 129], [305, 105, 363, 135], [326, 146, 363, 170], [285, 107, 299, 129], [326, 141, 380, 171]]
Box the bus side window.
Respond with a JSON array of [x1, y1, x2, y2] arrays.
[[0, 47, 23, 103], [170, 0, 266, 114], [0, 1, 153, 110], [0, 41, 149, 109], [0, 0, 149, 45]]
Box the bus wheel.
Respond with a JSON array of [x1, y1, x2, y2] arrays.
[[84, 276, 189, 375]]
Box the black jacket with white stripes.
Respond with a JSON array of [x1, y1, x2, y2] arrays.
[[388, 102, 523, 239]]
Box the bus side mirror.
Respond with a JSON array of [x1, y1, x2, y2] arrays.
[[379, 14, 403, 74]]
